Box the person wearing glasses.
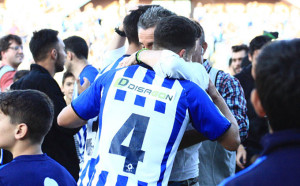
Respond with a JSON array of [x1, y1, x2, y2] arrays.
[[0, 34, 24, 92]]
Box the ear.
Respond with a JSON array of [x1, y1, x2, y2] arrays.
[[251, 89, 266, 117], [14, 123, 28, 140], [66, 51, 73, 61], [248, 53, 252, 62], [202, 42, 208, 55], [50, 49, 58, 60], [177, 49, 186, 58]]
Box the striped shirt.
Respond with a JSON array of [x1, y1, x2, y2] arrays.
[[72, 65, 231, 185]]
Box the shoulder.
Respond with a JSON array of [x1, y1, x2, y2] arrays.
[[216, 71, 243, 93]]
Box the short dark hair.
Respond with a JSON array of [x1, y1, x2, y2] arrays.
[[232, 44, 249, 53], [13, 70, 30, 82], [0, 34, 22, 60], [249, 35, 271, 56], [29, 29, 59, 62], [192, 20, 205, 45], [62, 71, 74, 85], [0, 90, 54, 143], [123, 5, 158, 45], [63, 36, 88, 60], [154, 15, 196, 58], [255, 39, 300, 131], [137, 6, 175, 30]]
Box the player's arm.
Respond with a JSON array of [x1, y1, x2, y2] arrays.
[[59, 76, 103, 128], [185, 82, 240, 151], [120, 49, 209, 90], [58, 105, 86, 128]]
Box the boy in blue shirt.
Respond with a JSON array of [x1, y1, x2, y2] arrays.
[[0, 90, 76, 185]]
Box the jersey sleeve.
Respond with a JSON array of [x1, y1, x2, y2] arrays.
[[71, 77, 102, 120], [153, 50, 209, 90], [186, 83, 231, 140]]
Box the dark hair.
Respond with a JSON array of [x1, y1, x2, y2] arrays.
[[62, 71, 74, 85], [255, 39, 300, 131], [241, 56, 251, 69], [0, 90, 54, 143], [249, 35, 271, 56], [63, 36, 88, 60], [29, 29, 59, 62], [13, 70, 30, 82], [0, 34, 22, 60], [154, 15, 196, 58], [137, 6, 175, 29], [232, 44, 249, 53], [123, 5, 158, 45]]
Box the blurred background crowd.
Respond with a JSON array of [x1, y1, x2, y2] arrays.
[[0, 0, 299, 82]]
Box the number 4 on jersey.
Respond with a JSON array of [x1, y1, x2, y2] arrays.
[[109, 113, 150, 174]]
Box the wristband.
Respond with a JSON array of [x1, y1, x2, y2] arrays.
[[136, 48, 148, 64], [115, 27, 126, 37]]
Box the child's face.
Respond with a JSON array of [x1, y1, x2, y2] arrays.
[[61, 76, 75, 101], [0, 111, 15, 150]]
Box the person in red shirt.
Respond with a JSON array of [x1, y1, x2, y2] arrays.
[[0, 34, 24, 92]]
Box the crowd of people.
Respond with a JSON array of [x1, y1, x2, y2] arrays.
[[0, 3, 299, 186]]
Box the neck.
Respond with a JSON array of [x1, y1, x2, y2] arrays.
[[126, 44, 141, 55], [36, 60, 55, 77], [10, 141, 43, 159], [72, 60, 88, 78], [2, 61, 19, 70]]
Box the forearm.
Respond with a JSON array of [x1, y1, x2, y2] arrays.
[[57, 105, 86, 128], [213, 94, 240, 151]]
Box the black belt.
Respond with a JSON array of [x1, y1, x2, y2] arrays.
[[168, 177, 198, 186]]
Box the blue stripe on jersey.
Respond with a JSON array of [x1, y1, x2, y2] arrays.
[[124, 65, 139, 78], [115, 89, 127, 101], [142, 69, 155, 84], [97, 170, 109, 186], [111, 55, 130, 70], [219, 156, 267, 186], [115, 175, 128, 185], [158, 90, 187, 185], [78, 159, 90, 186], [138, 181, 148, 186], [161, 78, 175, 89], [90, 71, 118, 184], [0, 149, 3, 164], [154, 100, 166, 114], [134, 95, 146, 107], [88, 156, 100, 183]]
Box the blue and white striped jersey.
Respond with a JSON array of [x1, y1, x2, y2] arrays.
[[72, 65, 230, 185]]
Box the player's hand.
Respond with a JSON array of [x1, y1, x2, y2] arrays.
[[77, 77, 90, 95], [119, 52, 138, 67], [236, 144, 247, 169], [206, 79, 220, 101]]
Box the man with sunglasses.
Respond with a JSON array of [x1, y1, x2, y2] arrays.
[[0, 34, 24, 92]]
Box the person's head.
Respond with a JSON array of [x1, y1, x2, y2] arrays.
[[0, 90, 54, 151], [154, 15, 197, 61], [61, 71, 75, 102], [249, 35, 272, 78], [191, 20, 208, 64], [230, 44, 248, 75], [251, 39, 300, 132], [63, 36, 88, 72], [29, 29, 66, 73], [123, 5, 158, 46], [13, 70, 30, 82], [0, 34, 24, 69], [137, 6, 175, 49]]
